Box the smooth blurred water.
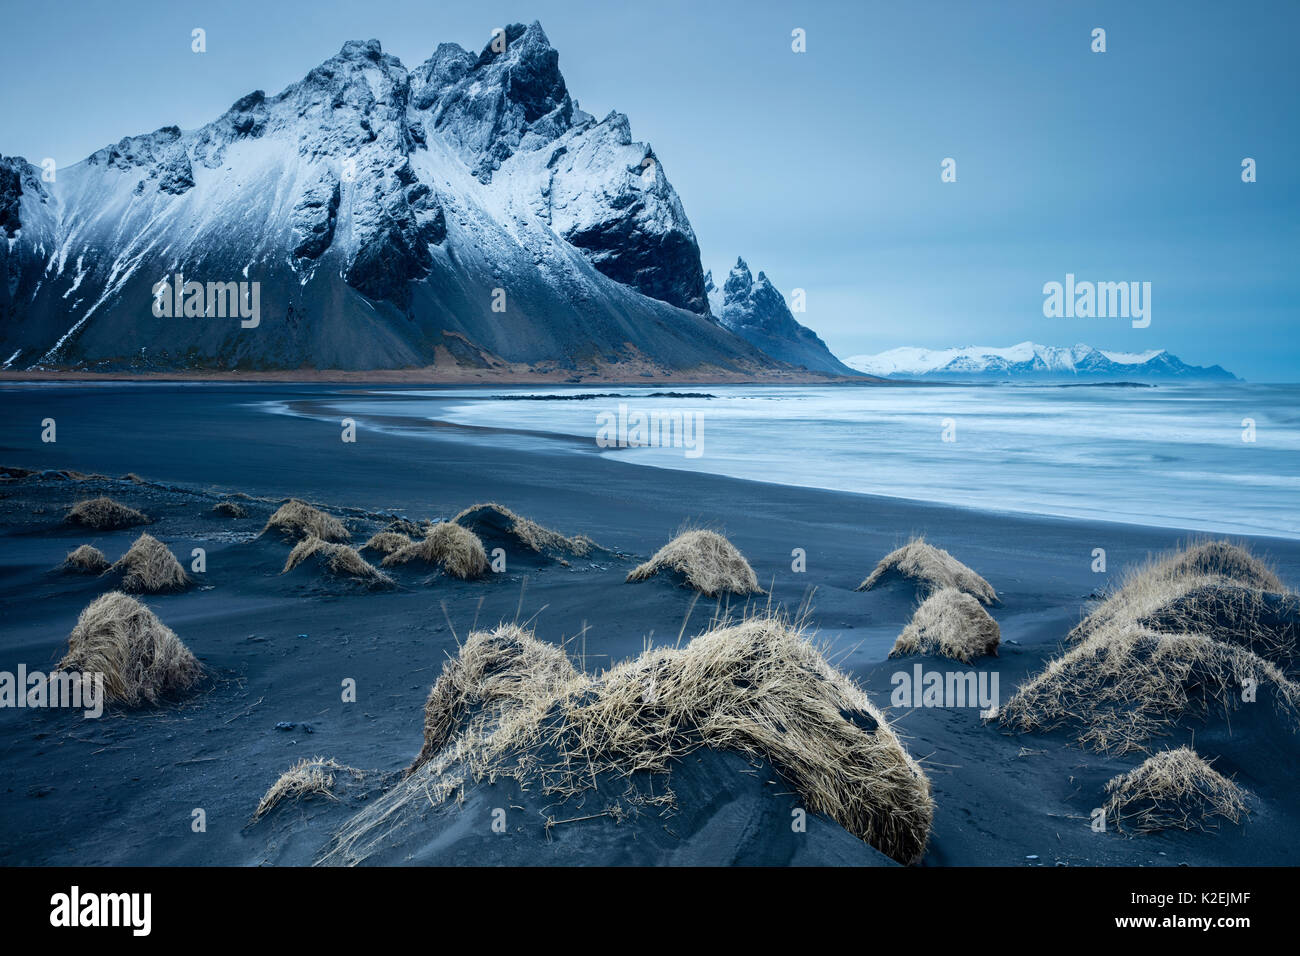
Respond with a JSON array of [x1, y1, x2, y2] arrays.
[[319, 383, 1300, 538]]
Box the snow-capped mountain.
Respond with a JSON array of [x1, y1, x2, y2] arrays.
[[0, 24, 833, 376], [844, 342, 1237, 381], [705, 259, 854, 376]]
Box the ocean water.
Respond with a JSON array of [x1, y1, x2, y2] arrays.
[[310, 383, 1300, 539]]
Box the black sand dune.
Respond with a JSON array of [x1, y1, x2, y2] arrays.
[[1, 383, 1298, 865]]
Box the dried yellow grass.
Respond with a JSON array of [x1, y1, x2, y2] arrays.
[[57, 591, 203, 706], [213, 501, 247, 518], [1103, 746, 1248, 833], [66, 496, 148, 530], [453, 502, 597, 556], [1000, 538, 1299, 752], [891, 587, 1001, 663], [997, 622, 1300, 753], [110, 533, 190, 593], [63, 544, 109, 574], [326, 614, 933, 866], [856, 537, 997, 605], [262, 499, 349, 542], [361, 531, 413, 555], [282, 536, 392, 587], [626, 529, 762, 596], [381, 522, 488, 579], [254, 757, 362, 820], [1069, 539, 1287, 645]]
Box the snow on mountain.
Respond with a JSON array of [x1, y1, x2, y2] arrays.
[[705, 259, 854, 376], [844, 342, 1237, 381], [0, 23, 817, 375]]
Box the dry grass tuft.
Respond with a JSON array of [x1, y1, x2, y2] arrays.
[[283, 536, 392, 587], [1164, 539, 1284, 591], [361, 531, 413, 555], [213, 501, 247, 518], [110, 533, 190, 593], [1069, 539, 1289, 646], [856, 537, 997, 605], [57, 591, 203, 706], [381, 523, 488, 579], [891, 587, 1000, 663], [66, 497, 148, 530], [384, 518, 425, 537], [63, 544, 109, 574], [997, 622, 1300, 753], [254, 757, 362, 820], [1000, 538, 1299, 753], [1103, 746, 1249, 833], [326, 613, 933, 866], [626, 529, 762, 596], [453, 502, 597, 557], [262, 499, 349, 542]]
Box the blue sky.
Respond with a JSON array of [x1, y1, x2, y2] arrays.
[[2, 0, 1296, 378]]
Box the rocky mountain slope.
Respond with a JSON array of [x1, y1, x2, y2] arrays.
[[0, 24, 841, 378]]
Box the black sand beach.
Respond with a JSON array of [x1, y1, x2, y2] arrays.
[[2, 382, 1298, 866]]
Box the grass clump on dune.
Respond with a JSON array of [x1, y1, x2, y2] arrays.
[[283, 536, 392, 587], [856, 537, 997, 605], [63, 544, 109, 574], [1103, 747, 1248, 833], [326, 613, 933, 866], [1069, 539, 1289, 649], [997, 622, 1300, 753], [891, 587, 1000, 663], [254, 757, 362, 820], [626, 528, 761, 596], [57, 591, 203, 706], [262, 499, 349, 542], [1001, 539, 1300, 753], [66, 496, 148, 530], [453, 502, 597, 557], [361, 531, 413, 555], [382, 522, 488, 579], [110, 533, 190, 593], [213, 501, 247, 518]]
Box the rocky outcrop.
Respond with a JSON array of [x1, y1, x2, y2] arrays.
[[708, 259, 853, 375]]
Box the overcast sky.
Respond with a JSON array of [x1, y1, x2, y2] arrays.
[[2, 0, 1296, 378]]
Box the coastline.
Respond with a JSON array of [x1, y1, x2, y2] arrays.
[[2, 382, 1297, 865]]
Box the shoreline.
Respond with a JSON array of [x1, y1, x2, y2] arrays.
[[2, 383, 1297, 865]]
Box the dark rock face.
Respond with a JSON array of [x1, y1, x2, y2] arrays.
[[193, 92, 270, 167], [422, 23, 574, 182], [566, 212, 709, 315], [544, 112, 710, 315], [345, 161, 447, 306], [292, 174, 342, 260], [710, 259, 853, 375], [88, 126, 195, 196], [0, 157, 24, 239]]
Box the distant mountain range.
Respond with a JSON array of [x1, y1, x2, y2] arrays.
[[843, 342, 1238, 382], [0, 23, 842, 378]]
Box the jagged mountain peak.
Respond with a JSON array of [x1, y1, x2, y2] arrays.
[[709, 257, 853, 376], [0, 23, 787, 374], [338, 38, 387, 60]]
